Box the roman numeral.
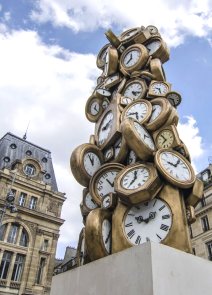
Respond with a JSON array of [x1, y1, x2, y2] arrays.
[[159, 205, 165, 211], [162, 214, 170, 220], [135, 235, 141, 244], [125, 222, 133, 227], [127, 229, 135, 239], [160, 224, 169, 231]]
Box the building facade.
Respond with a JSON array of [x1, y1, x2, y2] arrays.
[[54, 246, 77, 275], [0, 133, 66, 295], [190, 164, 212, 261]]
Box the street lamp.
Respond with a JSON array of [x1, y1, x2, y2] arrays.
[[0, 190, 18, 226]]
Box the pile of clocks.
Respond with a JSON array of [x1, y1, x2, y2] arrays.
[[70, 25, 203, 265]]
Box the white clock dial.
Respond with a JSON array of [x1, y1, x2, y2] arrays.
[[159, 152, 191, 181], [124, 198, 172, 245], [152, 83, 169, 95], [96, 88, 111, 97], [134, 122, 155, 150], [123, 82, 143, 100], [104, 147, 113, 160], [102, 219, 112, 253], [125, 102, 148, 122], [90, 101, 100, 115], [167, 92, 181, 107], [148, 105, 162, 122], [120, 28, 138, 41], [98, 111, 114, 145], [146, 40, 161, 55], [96, 170, 119, 198], [83, 152, 101, 176], [85, 192, 98, 210], [123, 49, 141, 67], [121, 167, 150, 190], [102, 195, 111, 208], [104, 73, 119, 87], [127, 150, 137, 165], [121, 96, 133, 106]]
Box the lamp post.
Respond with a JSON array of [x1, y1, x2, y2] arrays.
[[0, 171, 18, 227]]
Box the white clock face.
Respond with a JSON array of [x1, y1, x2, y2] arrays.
[[98, 111, 114, 145], [114, 137, 122, 158], [124, 102, 148, 122], [151, 82, 169, 96], [105, 74, 119, 87], [121, 167, 150, 190], [83, 152, 101, 176], [121, 96, 133, 106], [123, 198, 172, 245], [96, 88, 111, 97], [167, 93, 181, 107], [96, 169, 119, 198], [85, 192, 98, 210], [123, 82, 144, 100], [104, 147, 113, 160], [149, 104, 162, 122], [102, 195, 111, 208], [120, 28, 138, 41], [102, 219, 112, 253], [159, 151, 191, 182], [127, 150, 137, 165], [123, 49, 141, 67], [146, 40, 161, 55], [102, 99, 109, 110], [134, 122, 155, 150], [90, 101, 100, 116], [157, 130, 174, 149]]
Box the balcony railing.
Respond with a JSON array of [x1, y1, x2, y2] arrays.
[[10, 281, 21, 289], [0, 279, 7, 287]]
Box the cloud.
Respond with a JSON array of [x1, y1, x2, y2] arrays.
[[30, 0, 212, 46], [0, 27, 99, 257]]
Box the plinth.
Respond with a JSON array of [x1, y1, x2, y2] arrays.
[[50, 242, 212, 295]]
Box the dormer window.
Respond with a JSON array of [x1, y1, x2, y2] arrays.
[[24, 164, 36, 176]]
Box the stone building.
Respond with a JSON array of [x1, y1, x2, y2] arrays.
[[190, 164, 212, 261], [0, 132, 66, 295], [54, 246, 77, 275]]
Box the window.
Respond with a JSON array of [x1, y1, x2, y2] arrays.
[[0, 251, 12, 279], [0, 224, 7, 241], [11, 254, 25, 281], [19, 229, 28, 247], [202, 171, 210, 182], [18, 192, 27, 206], [42, 239, 49, 251], [189, 225, 193, 238], [26, 150, 32, 156], [200, 197, 206, 207], [206, 241, 212, 260], [201, 215, 210, 232], [192, 248, 196, 255], [29, 196, 37, 210], [7, 224, 19, 244], [36, 258, 46, 284], [24, 164, 36, 176]]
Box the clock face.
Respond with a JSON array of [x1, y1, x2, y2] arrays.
[[123, 49, 141, 67], [102, 99, 109, 110], [114, 137, 122, 158], [102, 195, 111, 208], [124, 102, 149, 122], [126, 150, 137, 165], [121, 167, 150, 190], [121, 96, 133, 106], [83, 152, 101, 176], [167, 92, 181, 107], [98, 111, 114, 146], [96, 88, 111, 97], [90, 101, 100, 116], [104, 73, 120, 88], [120, 28, 139, 41], [159, 151, 191, 182], [146, 40, 161, 55], [134, 122, 155, 150], [96, 169, 119, 199], [148, 104, 162, 122], [157, 130, 174, 149], [146, 25, 158, 34], [102, 219, 112, 253], [85, 191, 98, 210], [104, 147, 113, 161], [123, 198, 172, 245], [151, 82, 169, 96], [123, 82, 144, 100]]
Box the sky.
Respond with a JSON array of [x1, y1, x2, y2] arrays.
[[0, 0, 211, 258]]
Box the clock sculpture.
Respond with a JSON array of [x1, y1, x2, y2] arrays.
[[71, 25, 204, 265]]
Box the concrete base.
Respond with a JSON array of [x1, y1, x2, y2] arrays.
[[50, 242, 212, 295]]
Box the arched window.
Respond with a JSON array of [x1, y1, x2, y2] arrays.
[[20, 228, 28, 247], [7, 223, 19, 244]]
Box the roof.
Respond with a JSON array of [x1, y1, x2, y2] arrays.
[[0, 132, 58, 191]]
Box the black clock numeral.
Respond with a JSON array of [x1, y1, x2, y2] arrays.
[[160, 224, 169, 231], [125, 222, 133, 227], [135, 235, 141, 245], [156, 234, 162, 240], [97, 185, 103, 191], [159, 205, 165, 211], [102, 173, 108, 179], [127, 229, 135, 239], [128, 213, 135, 216], [162, 214, 170, 220]]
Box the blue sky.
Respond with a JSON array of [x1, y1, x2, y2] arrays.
[[0, 0, 211, 258]]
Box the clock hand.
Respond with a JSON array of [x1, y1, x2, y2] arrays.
[[94, 104, 98, 112], [88, 154, 94, 166], [102, 119, 112, 131], [143, 134, 150, 140], [156, 87, 161, 94], [132, 91, 141, 96], [128, 112, 139, 120], [128, 170, 138, 187], [160, 134, 167, 144], [167, 161, 176, 167], [106, 178, 114, 187], [126, 53, 133, 64], [105, 229, 111, 244]]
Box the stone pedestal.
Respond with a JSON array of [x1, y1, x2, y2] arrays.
[[50, 242, 212, 295]]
